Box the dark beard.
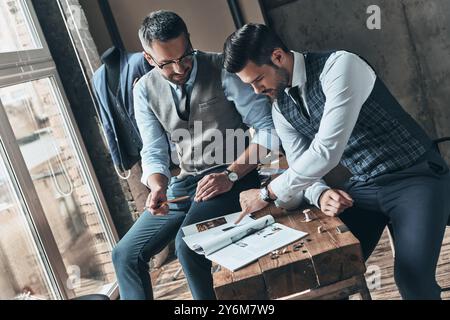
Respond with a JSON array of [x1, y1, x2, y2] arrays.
[[162, 68, 192, 86], [274, 66, 290, 101]]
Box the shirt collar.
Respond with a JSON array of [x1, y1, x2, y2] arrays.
[[168, 54, 198, 91], [285, 50, 306, 94]]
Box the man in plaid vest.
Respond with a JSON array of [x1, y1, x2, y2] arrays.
[[224, 23, 450, 299]]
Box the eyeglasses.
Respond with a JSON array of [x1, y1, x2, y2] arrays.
[[148, 49, 197, 70]]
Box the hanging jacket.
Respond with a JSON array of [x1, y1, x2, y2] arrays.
[[93, 51, 153, 171]]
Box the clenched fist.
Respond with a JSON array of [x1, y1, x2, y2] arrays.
[[319, 189, 353, 217], [145, 189, 169, 215]]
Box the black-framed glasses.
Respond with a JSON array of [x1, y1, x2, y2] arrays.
[[148, 49, 197, 70]]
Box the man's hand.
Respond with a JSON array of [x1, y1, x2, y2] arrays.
[[145, 173, 169, 215], [235, 189, 269, 224], [145, 188, 169, 215], [194, 172, 234, 202], [319, 189, 353, 217]]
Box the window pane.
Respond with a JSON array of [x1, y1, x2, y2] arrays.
[[0, 78, 116, 297], [0, 0, 42, 53], [0, 146, 56, 300]]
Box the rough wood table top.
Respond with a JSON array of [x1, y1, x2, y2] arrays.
[[213, 205, 366, 300]]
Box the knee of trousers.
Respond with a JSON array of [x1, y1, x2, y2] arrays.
[[112, 244, 127, 268], [112, 242, 142, 271]]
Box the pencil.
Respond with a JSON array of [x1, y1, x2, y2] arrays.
[[144, 195, 191, 211], [160, 195, 191, 206]]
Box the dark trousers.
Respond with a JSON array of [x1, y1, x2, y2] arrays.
[[112, 166, 260, 300], [339, 149, 450, 299]]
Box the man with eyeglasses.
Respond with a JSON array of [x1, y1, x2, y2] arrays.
[[111, 10, 330, 300]]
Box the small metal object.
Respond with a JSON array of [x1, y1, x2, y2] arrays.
[[172, 266, 183, 280], [270, 250, 279, 259], [336, 225, 350, 234], [301, 209, 314, 222], [317, 226, 325, 234], [211, 265, 221, 273]]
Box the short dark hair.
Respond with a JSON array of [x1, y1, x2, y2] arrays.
[[223, 23, 289, 73], [138, 10, 188, 51]]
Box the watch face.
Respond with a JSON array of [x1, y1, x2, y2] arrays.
[[228, 172, 239, 182], [259, 187, 270, 202]]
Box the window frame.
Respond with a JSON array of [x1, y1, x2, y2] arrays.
[[0, 139, 62, 300], [0, 0, 52, 69], [0, 0, 119, 300]]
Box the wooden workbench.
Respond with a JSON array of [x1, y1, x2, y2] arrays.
[[212, 205, 370, 300]]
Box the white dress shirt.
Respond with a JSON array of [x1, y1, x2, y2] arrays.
[[270, 50, 377, 206]]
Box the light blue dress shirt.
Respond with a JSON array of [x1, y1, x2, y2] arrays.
[[133, 54, 279, 186]]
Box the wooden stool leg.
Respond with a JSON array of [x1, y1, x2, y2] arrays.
[[356, 275, 372, 300]]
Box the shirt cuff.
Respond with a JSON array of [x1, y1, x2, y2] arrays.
[[274, 191, 304, 210], [304, 182, 330, 208], [141, 164, 171, 188], [269, 173, 294, 203]]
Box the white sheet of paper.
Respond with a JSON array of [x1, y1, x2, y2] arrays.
[[182, 212, 308, 271], [181, 212, 254, 236], [207, 222, 307, 271]]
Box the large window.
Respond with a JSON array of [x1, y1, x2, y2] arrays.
[[0, 0, 118, 300], [0, 150, 57, 300], [0, 0, 41, 53]]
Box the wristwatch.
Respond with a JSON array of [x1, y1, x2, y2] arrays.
[[224, 169, 239, 182], [260, 185, 275, 203]]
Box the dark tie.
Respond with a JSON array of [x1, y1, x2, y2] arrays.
[[288, 86, 309, 120], [178, 84, 190, 121]]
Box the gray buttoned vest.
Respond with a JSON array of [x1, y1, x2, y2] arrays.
[[144, 51, 249, 177]]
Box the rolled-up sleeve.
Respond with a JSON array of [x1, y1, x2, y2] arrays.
[[133, 77, 171, 187], [304, 180, 331, 208], [222, 70, 280, 152]]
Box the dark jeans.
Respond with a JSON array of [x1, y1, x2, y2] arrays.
[[339, 149, 450, 299], [112, 166, 260, 300]]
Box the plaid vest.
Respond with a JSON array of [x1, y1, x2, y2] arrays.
[[277, 51, 432, 181]]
